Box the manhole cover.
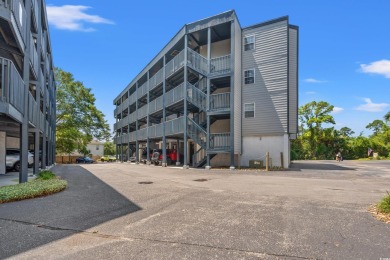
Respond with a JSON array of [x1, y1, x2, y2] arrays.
[[193, 179, 208, 182], [138, 181, 153, 184]]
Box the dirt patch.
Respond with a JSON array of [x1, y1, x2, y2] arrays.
[[368, 205, 390, 224], [138, 181, 153, 184], [193, 179, 208, 182]]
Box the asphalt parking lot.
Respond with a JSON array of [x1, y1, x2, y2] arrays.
[[0, 160, 389, 259]]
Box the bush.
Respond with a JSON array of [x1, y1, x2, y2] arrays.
[[0, 177, 67, 203], [37, 170, 56, 180], [377, 192, 390, 214]]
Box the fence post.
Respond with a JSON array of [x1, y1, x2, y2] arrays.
[[280, 152, 284, 168], [266, 152, 269, 171]]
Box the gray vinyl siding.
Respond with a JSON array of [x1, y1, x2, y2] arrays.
[[242, 19, 288, 136], [288, 27, 298, 135], [234, 19, 242, 154]]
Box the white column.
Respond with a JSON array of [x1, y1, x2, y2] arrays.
[[283, 134, 289, 168], [0, 132, 6, 174]]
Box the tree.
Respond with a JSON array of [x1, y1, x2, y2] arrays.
[[56, 68, 110, 155], [104, 142, 116, 155], [366, 120, 386, 135], [339, 127, 355, 138], [297, 101, 335, 158], [384, 111, 390, 123]]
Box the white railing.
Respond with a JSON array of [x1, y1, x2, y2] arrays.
[[187, 48, 208, 75], [210, 92, 230, 111], [149, 67, 164, 91], [149, 95, 163, 114], [165, 50, 185, 78], [137, 104, 148, 119], [210, 54, 231, 74], [137, 81, 148, 99]]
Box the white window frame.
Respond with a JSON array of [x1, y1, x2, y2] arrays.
[[244, 103, 255, 118], [244, 69, 255, 85], [244, 35, 255, 51]]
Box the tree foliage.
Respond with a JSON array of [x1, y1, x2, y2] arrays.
[[103, 142, 116, 155], [55, 68, 110, 155], [292, 102, 390, 160]]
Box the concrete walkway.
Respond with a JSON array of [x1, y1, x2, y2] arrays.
[[0, 168, 36, 187], [0, 160, 389, 259]]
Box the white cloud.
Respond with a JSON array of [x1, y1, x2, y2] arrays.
[[305, 91, 316, 95], [360, 59, 390, 78], [304, 78, 326, 83], [355, 98, 389, 112], [46, 5, 114, 32], [332, 107, 344, 114]]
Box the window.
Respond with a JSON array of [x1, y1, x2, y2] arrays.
[[244, 103, 255, 118], [244, 35, 255, 51], [244, 69, 255, 84]]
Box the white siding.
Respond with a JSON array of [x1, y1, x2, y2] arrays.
[[288, 27, 298, 136], [234, 19, 242, 154], [242, 20, 289, 136]]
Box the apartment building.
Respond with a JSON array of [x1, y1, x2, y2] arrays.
[[0, 0, 56, 181], [113, 11, 298, 168]]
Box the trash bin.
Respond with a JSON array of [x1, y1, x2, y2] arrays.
[[249, 160, 263, 168]]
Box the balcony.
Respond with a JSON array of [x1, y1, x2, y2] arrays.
[[149, 95, 163, 115], [210, 54, 231, 76], [209, 92, 230, 113], [137, 81, 148, 99], [187, 48, 208, 76], [28, 92, 38, 126], [165, 49, 185, 78], [0, 58, 25, 114], [209, 133, 230, 151], [149, 68, 163, 92], [0, 0, 27, 51], [165, 82, 185, 107]]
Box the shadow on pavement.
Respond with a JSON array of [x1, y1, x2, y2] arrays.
[[0, 165, 141, 258], [289, 162, 356, 171]]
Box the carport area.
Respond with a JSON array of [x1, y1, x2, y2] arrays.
[[1, 160, 389, 259]]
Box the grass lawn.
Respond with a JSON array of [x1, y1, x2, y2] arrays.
[[0, 170, 67, 203]]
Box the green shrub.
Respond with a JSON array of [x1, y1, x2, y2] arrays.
[[0, 178, 67, 203], [377, 192, 390, 214], [37, 170, 56, 180]]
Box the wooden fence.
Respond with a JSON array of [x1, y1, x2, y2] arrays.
[[55, 155, 101, 164]]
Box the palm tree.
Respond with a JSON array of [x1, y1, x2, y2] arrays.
[[385, 111, 390, 123]]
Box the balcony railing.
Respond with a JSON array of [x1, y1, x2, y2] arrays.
[[28, 92, 38, 126], [165, 82, 184, 107], [9, 0, 28, 46], [187, 48, 208, 75], [209, 133, 230, 150], [210, 54, 231, 75], [165, 49, 185, 78], [137, 81, 148, 99], [137, 104, 148, 119], [149, 95, 163, 115], [187, 82, 207, 111], [149, 67, 163, 91], [210, 92, 230, 111], [39, 111, 44, 130], [0, 58, 25, 113], [187, 117, 207, 149], [164, 116, 184, 136]]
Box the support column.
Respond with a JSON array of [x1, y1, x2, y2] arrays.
[[20, 0, 32, 182], [229, 21, 235, 170], [162, 56, 167, 167], [205, 27, 212, 170], [146, 71, 151, 165], [183, 34, 189, 169], [0, 132, 6, 174], [176, 140, 180, 166], [135, 82, 139, 164], [33, 130, 39, 174]]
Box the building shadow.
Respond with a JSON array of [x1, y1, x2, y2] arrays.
[[289, 161, 357, 171], [0, 165, 142, 258]]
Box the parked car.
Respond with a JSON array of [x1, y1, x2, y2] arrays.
[[100, 155, 117, 162], [140, 148, 153, 164], [29, 150, 42, 167], [6, 149, 34, 171], [151, 149, 181, 166], [76, 157, 95, 164]]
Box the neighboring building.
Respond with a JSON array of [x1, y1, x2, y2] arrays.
[[0, 0, 56, 181], [113, 11, 298, 168], [86, 140, 104, 157]]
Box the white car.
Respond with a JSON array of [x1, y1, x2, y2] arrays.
[[6, 149, 34, 171]]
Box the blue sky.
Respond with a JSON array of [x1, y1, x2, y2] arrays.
[[46, 0, 390, 136]]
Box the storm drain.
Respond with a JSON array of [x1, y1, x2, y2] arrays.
[[193, 179, 208, 182], [138, 181, 153, 184]]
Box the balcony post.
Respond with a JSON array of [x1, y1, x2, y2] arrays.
[[229, 21, 235, 170], [183, 33, 189, 169], [135, 82, 139, 164], [206, 26, 212, 170], [162, 56, 167, 167]]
